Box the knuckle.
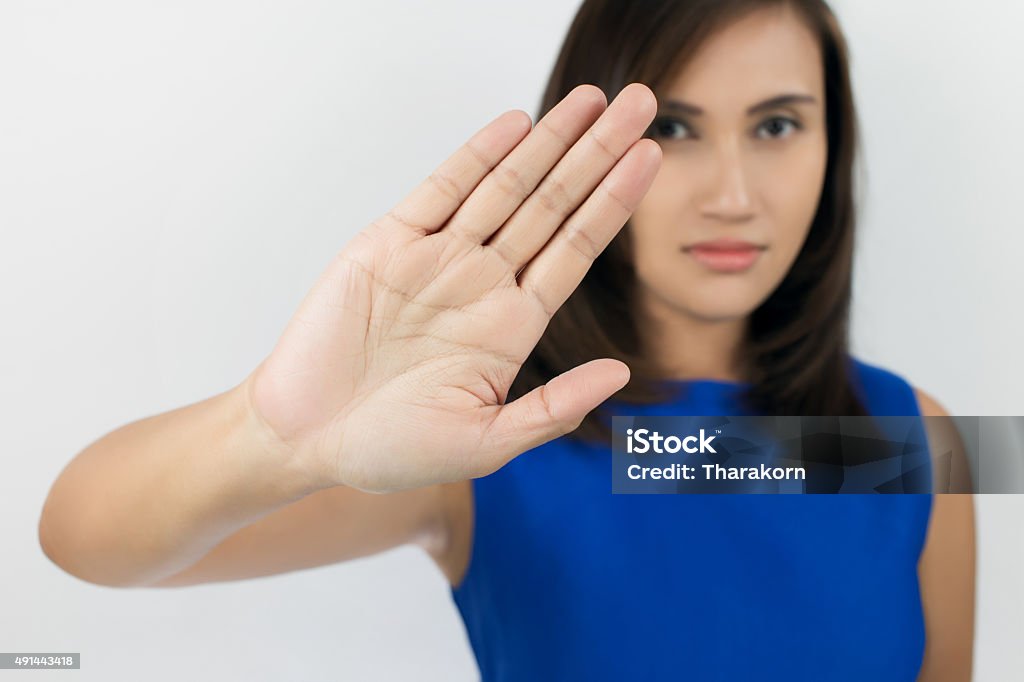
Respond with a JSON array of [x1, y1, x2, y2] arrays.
[[537, 383, 561, 425], [535, 176, 574, 218], [599, 182, 634, 213], [463, 139, 492, 173], [385, 207, 420, 231], [537, 116, 574, 149], [522, 281, 557, 319], [587, 126, 618, 162], [564, 222, 603, 261], [427, 169, 462, 202], [487, 238, 520, 272], [490, 162, 531, 202]]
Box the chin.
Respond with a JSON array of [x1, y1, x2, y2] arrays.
[[637, 278, 766, 322], [675, 284, 764, 318], [685, 304, 755, 323], [662, 294, 759, 323]]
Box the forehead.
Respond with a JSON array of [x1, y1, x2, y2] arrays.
[[661, 5, 824, 108]]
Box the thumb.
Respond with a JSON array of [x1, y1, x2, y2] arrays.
[[478, 359, 630, 474]]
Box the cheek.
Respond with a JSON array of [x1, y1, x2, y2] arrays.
[[764, 148, 827, 259], [781, 142, 827, 211]]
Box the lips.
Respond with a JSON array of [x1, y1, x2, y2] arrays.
[[683, 239, 766, 273], [684, 238, 765, 252]]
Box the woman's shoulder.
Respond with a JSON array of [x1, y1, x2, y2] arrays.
[[848, 355, 949, 417], [911, 385, 950, 417]]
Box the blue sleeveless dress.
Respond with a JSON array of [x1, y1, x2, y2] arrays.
[[450, 356, 934, 681]]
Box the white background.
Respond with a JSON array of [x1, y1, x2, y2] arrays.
[[1, 1, 1021, 679]]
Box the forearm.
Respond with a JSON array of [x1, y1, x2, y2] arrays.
[[38, 376, 327, 587]]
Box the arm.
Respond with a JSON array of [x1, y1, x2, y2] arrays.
[[148, 480, 458, 588], [38, 376, 449, 588], [914, 386, 976, 682], [40, 84, 659, 589]]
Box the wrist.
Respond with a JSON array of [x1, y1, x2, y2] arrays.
[[227, 373, 335, 499]]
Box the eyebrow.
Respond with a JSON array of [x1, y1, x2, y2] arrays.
[[661, 93, 818, 116]]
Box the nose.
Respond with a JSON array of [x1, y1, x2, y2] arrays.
[[698, 139, 755, 223]]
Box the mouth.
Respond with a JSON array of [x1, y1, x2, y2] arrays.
[[682, 243, 766, 273]]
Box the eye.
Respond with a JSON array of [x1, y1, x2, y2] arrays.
[[647, 116, 691, 141], [646, 115, 804, 142], [756, 116, 802, 140]]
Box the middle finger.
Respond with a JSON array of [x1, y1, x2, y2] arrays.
[[487, 83, 657, 274]]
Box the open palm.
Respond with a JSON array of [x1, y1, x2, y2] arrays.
[[246, 83, 661, 493]]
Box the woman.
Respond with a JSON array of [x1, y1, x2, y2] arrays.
[[452, 2, 975, 679], [39, 0, 975, 680]]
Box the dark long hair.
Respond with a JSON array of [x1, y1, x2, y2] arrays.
[[505, 0, 871, 446]]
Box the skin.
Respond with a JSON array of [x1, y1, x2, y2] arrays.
[[630, 4, 828, 382], [42, 5, 974, 680], [427, 5, 977, 679], [914, 389, 977, 681]]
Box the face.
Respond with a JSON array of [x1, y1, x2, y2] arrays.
[[629, 5, 828, 325]]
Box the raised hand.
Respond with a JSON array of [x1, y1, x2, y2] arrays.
[[245, 83, 661, 493]]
